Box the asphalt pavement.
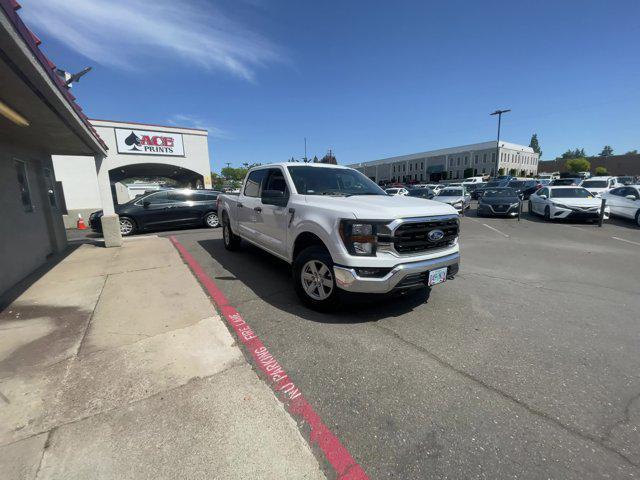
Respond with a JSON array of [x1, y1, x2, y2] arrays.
[[71, 207, 640, 479]]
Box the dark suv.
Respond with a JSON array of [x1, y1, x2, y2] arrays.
[[90, 189, 221, 236]]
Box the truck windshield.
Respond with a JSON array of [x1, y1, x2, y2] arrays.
[[287, 166, 386, 196]]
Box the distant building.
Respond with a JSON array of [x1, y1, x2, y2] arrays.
[[348, 141, 539, 184], [539, 153, 640, 176]]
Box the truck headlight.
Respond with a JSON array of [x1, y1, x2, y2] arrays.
[[339, 220, 377, 256], [453, 201, 463, 208]]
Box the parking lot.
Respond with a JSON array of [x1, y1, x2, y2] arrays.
[[144, 203, 640, 479]]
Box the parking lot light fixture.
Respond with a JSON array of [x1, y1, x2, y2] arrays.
[[490, 109, 511, 175]]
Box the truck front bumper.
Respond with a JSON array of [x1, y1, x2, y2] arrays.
[[333, 253, 460, 294]]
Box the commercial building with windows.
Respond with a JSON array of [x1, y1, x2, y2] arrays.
[[52, 119, 211, 228], [349, 141, 539, 184]]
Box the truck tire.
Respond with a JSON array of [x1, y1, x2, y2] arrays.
[[222, 216, 241, 250], [293, 246, 339, 312]]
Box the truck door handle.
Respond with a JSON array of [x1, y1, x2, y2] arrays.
[[238, 203, 243, 208], [254, 207, 262, 213]]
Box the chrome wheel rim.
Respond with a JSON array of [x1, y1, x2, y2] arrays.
[[206, 213, 219, 227], [119, 218, 133, 235], [301, 260, 333, 300]]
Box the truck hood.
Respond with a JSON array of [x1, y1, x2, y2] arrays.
[[304, 195, 458, 219]]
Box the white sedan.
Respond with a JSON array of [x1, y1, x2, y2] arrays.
[[601, 186, 640, 226], [529, 186, 609, 221], [385, 187, 409, 196]]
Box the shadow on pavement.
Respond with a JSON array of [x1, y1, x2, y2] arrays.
[[197, 238, 432, 324], [0, 244, 82, 311]]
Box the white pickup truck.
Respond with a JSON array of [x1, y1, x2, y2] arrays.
[[217, 163, 460, 311]]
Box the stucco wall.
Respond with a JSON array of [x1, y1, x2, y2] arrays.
[[0, 140, 67, 295], [92, 121, 211, 183], [51, 155, 101, 210]]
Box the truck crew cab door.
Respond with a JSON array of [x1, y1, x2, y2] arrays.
[[257, 167, 290, 259], [237, 168, 267, 242]]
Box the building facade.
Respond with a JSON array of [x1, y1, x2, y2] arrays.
[[1, 0, 113, 296], [349, 141, 539, 184], [53, 119, 211, 228]]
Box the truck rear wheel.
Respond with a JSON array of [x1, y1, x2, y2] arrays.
[[223, 217, 241, 250], [293, 246, 339, 312]]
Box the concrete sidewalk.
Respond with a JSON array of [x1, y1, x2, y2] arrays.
[[0, 236, 324, 480]]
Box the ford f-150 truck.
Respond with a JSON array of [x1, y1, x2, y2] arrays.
[[217, 163, 460, 311]]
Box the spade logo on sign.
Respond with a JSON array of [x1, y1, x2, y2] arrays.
[[124, 131, 141, 151]]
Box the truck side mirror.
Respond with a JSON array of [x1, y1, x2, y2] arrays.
[[262, 190, 288, 207]]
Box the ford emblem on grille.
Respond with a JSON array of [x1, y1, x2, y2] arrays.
[[427, 229, 445, 242]]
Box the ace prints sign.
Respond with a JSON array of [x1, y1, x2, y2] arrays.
[[115, 128, 185, 156]]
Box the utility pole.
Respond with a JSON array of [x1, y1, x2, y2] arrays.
[[304, 137, 307, 162], [490, 109, 510, 177]]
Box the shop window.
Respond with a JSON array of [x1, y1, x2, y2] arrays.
[[14, 159, 33, 212]]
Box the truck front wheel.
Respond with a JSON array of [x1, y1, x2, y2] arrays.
[[222, 217, 241, 250], [293, 246, 339, 312]]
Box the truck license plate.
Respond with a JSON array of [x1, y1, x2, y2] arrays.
[[427, 267, 448, 286]]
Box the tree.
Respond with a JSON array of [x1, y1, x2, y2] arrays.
[[463, 168, 474, 178], [441, 171, 448, 180], [598, 145, 614, 156], [321, 151, 337, 165], [498, 168, 505, 175], [312, 155, 319, 163], [509, 168, 517, 176], [565, 157, 591, 173], [560, 148, 586, 159], [595, 166, 608, 175], [626, 150, 638, 155], [529, 134, 542, 158]]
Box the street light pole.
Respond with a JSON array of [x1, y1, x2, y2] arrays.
[[490, 109, 510, 177]]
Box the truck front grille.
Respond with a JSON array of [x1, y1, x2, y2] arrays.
[[393, 218, 459, 254]]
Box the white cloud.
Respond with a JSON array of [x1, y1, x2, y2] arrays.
[[21, 0, 284, 81], [167, 114, 231, 139]]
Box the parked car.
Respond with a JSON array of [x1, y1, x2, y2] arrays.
[[433, 187, 471, 212], [601, 186, 640, 226], [217, 163, 460, 310], [537, 179, 551, 187], [472, 180, 508, 199], [407, 188, 435, 199], [427, 184, 445, 194], [580, 176, 620, 196], [385, 187, 409, 196], [90, 189, 221, 236], [462, 176, 486, 185], [507, 179, 539, 200], [617, 176, 636, 186], [477, 187, 521, 217], [550, 177, 581, 186], [529, 186, 609, 221]]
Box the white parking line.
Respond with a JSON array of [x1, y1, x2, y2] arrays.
[[482, 223, 510, 238], [612, 236, 640, 247]]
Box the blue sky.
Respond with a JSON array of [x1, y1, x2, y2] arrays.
[[22, 0, 640, 171]]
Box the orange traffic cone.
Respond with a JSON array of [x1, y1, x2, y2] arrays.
[[77, 213, 87, 230]]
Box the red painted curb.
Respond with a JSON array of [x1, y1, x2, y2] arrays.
[[170, 236, 369, 480]]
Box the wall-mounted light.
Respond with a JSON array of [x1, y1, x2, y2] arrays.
[[0, 100, 29, 127]]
